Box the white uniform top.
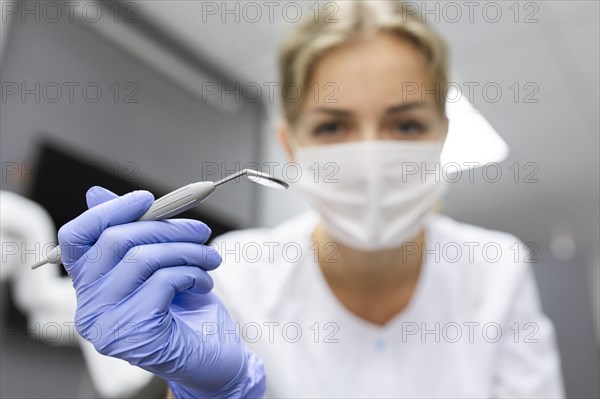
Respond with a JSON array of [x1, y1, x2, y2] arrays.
[[211, 212, 565, 398]]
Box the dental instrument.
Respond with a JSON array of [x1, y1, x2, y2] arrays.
[[30, 169, 288, 269]]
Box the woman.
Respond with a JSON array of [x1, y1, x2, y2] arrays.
[[59, 1, 564, 398]]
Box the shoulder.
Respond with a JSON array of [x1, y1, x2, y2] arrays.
[[430, 213, 521, 245], [212, 210, 319, 249], [430, 217, 562, 396], [208, 211, 319, 310], [210, 210, 319, 270], [426, 214, 538, 315], [428, 213, 530, 268]]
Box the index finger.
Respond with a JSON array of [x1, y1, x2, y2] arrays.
[[58, 190, 154, 268]]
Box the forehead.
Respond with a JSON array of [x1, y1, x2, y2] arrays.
[[305, 33, 436, 111]]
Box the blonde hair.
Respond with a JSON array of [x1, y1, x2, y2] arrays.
[[278, 0, 449, 125]]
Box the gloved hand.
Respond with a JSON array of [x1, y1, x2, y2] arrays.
[[58, 186, 265, 399]]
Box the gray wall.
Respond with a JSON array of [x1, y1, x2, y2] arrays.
[[0, 14, 264, 228]]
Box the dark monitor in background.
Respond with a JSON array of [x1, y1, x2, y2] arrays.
[[27, 138, 239, 275]]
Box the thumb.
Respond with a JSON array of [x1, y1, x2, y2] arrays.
[[86, 186, 119, 208]]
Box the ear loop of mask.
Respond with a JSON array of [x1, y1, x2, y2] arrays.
[[285, 124, 302, 163]]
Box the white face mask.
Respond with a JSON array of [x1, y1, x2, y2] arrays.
[[294, 140, 447, 251]]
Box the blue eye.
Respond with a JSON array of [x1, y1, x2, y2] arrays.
[[314, 122, 343, 136], [394, 121, 425, 135]]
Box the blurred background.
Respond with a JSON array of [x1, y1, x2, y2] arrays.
[[1, 1, 598, 397]]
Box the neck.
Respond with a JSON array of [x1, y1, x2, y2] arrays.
[[312, 221, 425, 297]]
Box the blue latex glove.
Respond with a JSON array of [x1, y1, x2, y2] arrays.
[[59, 186, 265, 398]]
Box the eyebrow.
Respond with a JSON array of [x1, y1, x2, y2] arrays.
[[310, 102, 428, 116]]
